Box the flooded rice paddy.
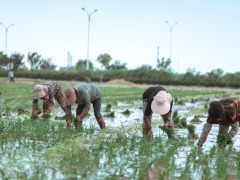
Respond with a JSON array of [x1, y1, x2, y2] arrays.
[[1, 79, 240, 179]]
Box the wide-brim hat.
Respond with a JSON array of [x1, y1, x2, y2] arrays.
[[151, 90, 172, 115], [64, 87, 77, 106], [33, 85, 46, 99]]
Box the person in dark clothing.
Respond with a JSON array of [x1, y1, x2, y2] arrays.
[[142, 86, 174, 138], [197, 97, 240, 146]]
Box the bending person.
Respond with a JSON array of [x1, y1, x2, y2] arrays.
[[142, 86, 173, 139], [64, 84, 106, 129], [197, 97, 240, 146], [31, 81, 71, 126]]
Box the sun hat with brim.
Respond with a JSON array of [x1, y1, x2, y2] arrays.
[[151, 91, 172, 115], [33, 85, 46, 99], [64, 87, 77, 106]]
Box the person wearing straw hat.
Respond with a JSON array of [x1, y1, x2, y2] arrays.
[[142, 86, 174, 139], [31, 81, 71, 126], [63, 84, 106, 129], [197, 97, 240, 147]]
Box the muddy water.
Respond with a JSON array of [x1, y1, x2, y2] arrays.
[[7, 98, 240, 144], [58, 99, 240, 151], [2, 100, 240, 178]]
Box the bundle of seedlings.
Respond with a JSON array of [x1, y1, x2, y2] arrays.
[[159, 125, 175, 139]]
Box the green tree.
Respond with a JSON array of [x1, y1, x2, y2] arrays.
[[0, 52, 8, 70], [107, 60, 127, 70], [156, 57, 171, 71], [39, 58, 56, 70], [27, 52, 42, 70], [9, 52, 25, 70], [76, 59, 93, 71], [96, 53, 112, 69]]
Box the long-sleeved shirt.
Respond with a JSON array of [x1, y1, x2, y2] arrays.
[[32, 81, 71, 117], [142, 86, 173, 116], [70, 84, 101, 119], [198, 97, 240, 146]]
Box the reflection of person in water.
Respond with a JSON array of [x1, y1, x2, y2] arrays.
[[8, 70, 14, 82], [197, 97, 240, 146]]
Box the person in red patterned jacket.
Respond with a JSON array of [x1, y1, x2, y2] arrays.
[[197, 97, 240, 146], [31, 81, 71, 126], [63, 84, 106, 129]]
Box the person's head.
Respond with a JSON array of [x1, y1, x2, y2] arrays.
[[64, 87, 77, 106], [33, 85, 48, 100], [208, 101, 226, 122], [151, 90, 172, 115]]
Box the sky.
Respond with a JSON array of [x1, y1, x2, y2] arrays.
[[0, 0, 240, 73]]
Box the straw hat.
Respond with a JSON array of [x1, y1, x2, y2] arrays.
[[151, 91, 172, 115], [33, 85, 46, 99], [64, 87, 77, 106]]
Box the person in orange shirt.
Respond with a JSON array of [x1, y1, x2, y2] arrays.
[[198, 97, 240, 146]]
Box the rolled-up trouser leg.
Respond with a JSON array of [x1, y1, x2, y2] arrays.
[[76, 105, 84, 128], [142, 116, 153, 139], [96, 117, 106, 129], [93, 97, 105, 129]]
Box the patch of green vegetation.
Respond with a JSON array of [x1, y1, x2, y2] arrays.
[[104, 103, 111, 112], [187, 124, 198, 139], [122, 109, 131, 115], [190, 116, 203, 123], [0, 80, 239, 179], [105, 111, 115, 118]]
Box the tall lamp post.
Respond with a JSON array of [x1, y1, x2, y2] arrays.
[[0, 23, 14, 70], [81, 7, 97, 71], [165, 21, 177, 61], [0, 23, 14, 55]]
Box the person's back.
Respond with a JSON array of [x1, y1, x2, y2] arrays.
[[74, 84, 101, 103]]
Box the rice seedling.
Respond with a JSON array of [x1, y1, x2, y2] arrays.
[[0, 79, 240, 179], [121, 109, 131, 115], [186, 124, 198, 139]]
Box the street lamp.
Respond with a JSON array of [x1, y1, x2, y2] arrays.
[[165, 21, 177, 61], [0, 23, 14, 55], [81, 7, 97, 71]]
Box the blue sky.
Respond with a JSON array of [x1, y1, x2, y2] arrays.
[[0, 0, 240, 73]]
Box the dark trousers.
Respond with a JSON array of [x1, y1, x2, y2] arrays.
[[76, 97, 103, 120]]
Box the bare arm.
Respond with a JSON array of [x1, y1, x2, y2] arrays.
[[197, 123, 212, 146], [229, 121, 239, 138]]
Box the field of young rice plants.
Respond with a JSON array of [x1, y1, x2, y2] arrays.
[[1, 78, 240, 179]]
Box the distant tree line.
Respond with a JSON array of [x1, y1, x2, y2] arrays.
[[1, 50, 240, 87], [0, 50, 173, 72]]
